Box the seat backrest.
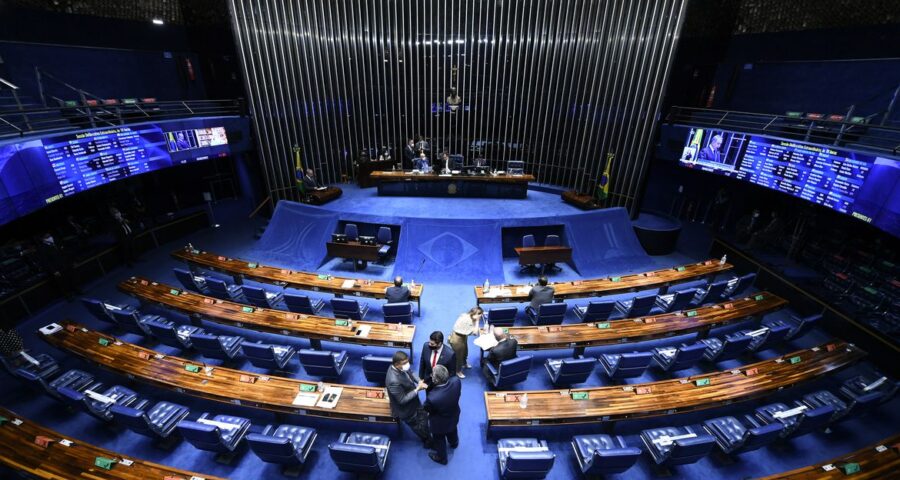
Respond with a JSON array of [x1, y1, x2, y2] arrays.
[[82, 298, 115, 323], [145, 320, 178, 341], [538, 302, 567, 317], [560, 357, 596, 375], [668, 289, 697, 312], [383, 302, 411, 323], [242, 342, 276, 362], [669, 343, 706, 370], [497, 355, 532, 384], [667, 435, 715, 465], [716, 335, 752, 360], [190, 333, 224, 353], [613, 352, 652, 376], [588, 447, 642, 475], [793, 405, 835, 436], [629, 294, 657, 316], [329, 443, 381, 473], [503, 451, 556, 477], [755, 324, 791, 350], [331, 298, 359, 314], [110, 309, 145, 333], [299, 349, 337, 367], [247, 434, 296, 462], [283, 293, 313, 313], [701, 280, 730, 303], [522, 234, 535, 248], [790, 314, 822, 339], [376, 226, 391, 244], [740, 423, 783, 452], [178, 421, 225, 451], [730, 273, 756, 297], [487, 307, 518, 326], [205, 277, 230, 296], [242, 285, 267, 300], [56, 386, 86, 409], [362, 355, 392, 384], [110, 405, 152, 434], [585, 301, 615, 320], [174, 268, 200, 291], [544, 235, 561, 247], [344, 224, 359, 241]]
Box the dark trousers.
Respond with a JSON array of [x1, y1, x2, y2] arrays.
[[120, 236, 137, 265], [402, 409, 432, 446], [432, 428, 459, 462]]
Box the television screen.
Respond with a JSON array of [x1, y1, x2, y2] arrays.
[[679, 128, 900, 237]]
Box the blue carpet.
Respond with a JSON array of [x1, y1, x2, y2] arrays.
[[2, 194, 898, 480]]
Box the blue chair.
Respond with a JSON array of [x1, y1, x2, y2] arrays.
[[726, 273, 756, 297], [328, 432, 391, 475], [542, 235, 562, 272], [110, 308, 164, 336], [382, 302, 412, 324], [299, 349, 349, 378], [640, 426, 715, 467], [789, 405, 837, 437], [283, 293, 325, 315], [520, 235, 538, 272], [573, 301, 615, 322], [487, 307, 518, 327], [702, 415, 783, 454], [81, 298, 128, 325], [763, 313, 821, 340], [841, 373, 897, 404], [59, 384, 143, 422], [204, 277, 244, 301], [700, 334, 753, 362], [614, 293, 657, 318], [571, 434, 641, 476], [753, 402, 834, 437], [242, 285, 284, 309], [242, 342, 296, 371], [178, 413, 252, 464], [692, 280, 730, 306], [174, 268, 208, 293], [190, 332, 246, 361], [525, 302, 566, 326], [496, 438, 555, 479], [362, 355, 393, 385], [247, 424, 318, 475], [2, 351, 59, 380], [18, 368, 97, 401], [801, 390, 872, 422], [344, 223, 359, 241], [331, 298, 369, 320], [599, 351, 653, 381], [651, 342, 707, 372], [144, 319, 204, 349], [544, 357, 596, 386], [110, 400, 190, 445], [486, 355, 533, 389], [654, 289, 698, 313], [733, 324, 791, 352], [376, 227, 392, 263]]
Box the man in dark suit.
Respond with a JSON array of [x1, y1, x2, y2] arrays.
[[482, 327, 518, 380], [112, 211, 138, 266], [385, 276, 410, 303], [527, 276, 555, 311], [385, 351, 433, 448], [698, 134, 723, 163], [424, 365, 461, 465], [302, 168, 320, 190], [35, 233, 80, 300], [403, 139, 416, 170], [419, 331, 457, 386]]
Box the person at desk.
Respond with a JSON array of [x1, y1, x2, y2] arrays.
[[448, 306, 484, 378], [424, 365, 461, 465], [385, 276, 410, 303], [302, 168, 322, 190], [436, 152, 450, 173], [414, 151, 431, 171], [528, 276, 555, 311], [482, 327, 518, 380], [385, 351, 433, 448], [419, 331, 457, 386]]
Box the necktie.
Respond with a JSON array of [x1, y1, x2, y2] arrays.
[[432, 350, 438, 368]]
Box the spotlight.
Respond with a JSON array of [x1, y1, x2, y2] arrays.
[[152, 18, 164, 25]]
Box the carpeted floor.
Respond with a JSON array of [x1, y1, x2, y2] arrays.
[[2, 189, 897, 480]]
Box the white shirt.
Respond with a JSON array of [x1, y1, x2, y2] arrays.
[[452, 313, 479, 336], [429, 345, 444, 368]]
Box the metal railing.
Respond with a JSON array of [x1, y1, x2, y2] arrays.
[[665, 106, 900, 156]]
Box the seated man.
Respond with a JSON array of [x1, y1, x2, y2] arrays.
[[527, 276, 554, 311], [302, 168, 323, 191], [413, 152, 431, 172], [385, 276, 411, 303], [482, 327, 518, 379]]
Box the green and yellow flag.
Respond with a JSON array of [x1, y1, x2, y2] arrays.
[[294, 146, 306, 194], [596, 152, 613, 202]]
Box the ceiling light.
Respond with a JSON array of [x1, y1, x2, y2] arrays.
[[152, 18, 164, 25]]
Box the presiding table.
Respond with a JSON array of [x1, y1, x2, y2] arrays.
[[371, 170, 535, 198], [326, 240, 383, 270], [357, 159, 397, 187], [515, 246, 573, 274]]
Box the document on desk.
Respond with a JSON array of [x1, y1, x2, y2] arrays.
[[484, 288, 512, 298], [341, 279, 356, 289], [515, 286, 532, 295], [315, 186, 327, 191], [316, 386, 343, 409], [474, 332, 499, 350], [355, 325, 371, 338], [292, 391, 320, 407]]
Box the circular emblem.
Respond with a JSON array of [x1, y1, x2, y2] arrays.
[[448, 183, 458, 195]]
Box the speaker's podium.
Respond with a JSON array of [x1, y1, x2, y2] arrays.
[[562, 190, 602, 210], [306, 186, 342, 205]]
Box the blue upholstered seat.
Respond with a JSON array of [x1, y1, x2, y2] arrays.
[[242, 285, 284, 309], [841, 373, 897, 404], [204, 277, 244, 301], [544, 357, 596, 386], [178, 413, 251, 463], [703, 415, 783, 454], [599, 351, 653, 380], [574, 301, 615, 322], [190, 332, 246, 360], [174, 268, 208, 293], [571, 434, 641, 475], [60, 384, 143, 422], [382, 302, 412, 324], [328, 431, 391, 475], [700, 334, 752, 362], [614, 293, 658, 318], [110, 308, 164, 336], [640, 426, 715, 466], [487, 307, 518, 327], [81, 298, 131, 325], [525, 302, 566, 326], [283, 293, 325, 315], [248, 424, 318, 472], [726, 273, 756, 298], [654, 289, 697, 313], [19, 368, 97, 401], [362, 354, 393, 385], [376, 227, 392, 262], [344, 223, 359, 241], [486, 355, 533, 389], [144, 320, 204, 349], [544, 235, 560, 247], [763, 313, 821, 340], [331, 298, 369, 320], [520, 235, 538, 272], [753, 402, 835, 437], [733, 324, 791, 352], [497, 437, 555, 479], [692, 280, 730, 306], [299, 349, 348, 378], [111, 400, 190, 441], [651, 342, 706, 372], [3, 351, 59, 380], [242, 342, 296, 370]]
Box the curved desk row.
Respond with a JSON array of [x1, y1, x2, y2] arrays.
[[40, 322, 396, 424], [119, 276, 415, 356], [172, 247, 424, 314], [484, 341, 864, 429], [760, 434, 900, 479], [0, 405, 224, 479], [475, 259, 733, 304]]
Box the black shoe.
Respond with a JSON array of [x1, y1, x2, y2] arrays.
[[428, 452, 447, 465], [449, 442, 459, 449]]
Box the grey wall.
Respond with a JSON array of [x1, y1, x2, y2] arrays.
[[229, 0, 686, 212]]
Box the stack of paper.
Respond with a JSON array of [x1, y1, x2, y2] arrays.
[[356, 325, 372, 338], [341, 279, 356, 289], [474, 333, 499, 350], [292, 391, 320, 407]]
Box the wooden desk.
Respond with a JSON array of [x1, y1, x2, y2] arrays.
[[371, 171, 535, 198], [484, 341, 864, 429], [515, 246, 573, 272], [171, 247, 423, 314], [0, 405, 225, 479], [40, 322, 396, 424], [307, 186, 342, 205], [119, 277, 416, 356], [358, 159, 397, 187], [326, 240, 382, 269], [758, 434, 900, 479], [475, 259, 733, 304], [561, 190, 603, 210]]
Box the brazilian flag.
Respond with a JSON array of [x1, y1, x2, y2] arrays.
[[596, 152, 613, 202], [294, 146, 306, 195]]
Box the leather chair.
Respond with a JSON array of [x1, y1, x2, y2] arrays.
[[753, 402, 834, 437], [651, 342, 707, 372], [640, 426, 715, 467], [110, 400, 190, 445], [654, 289, 697, 313], [520, 234, 538, 273], [18, 368, 97, 401], [599, 351, 653, 381], [486, 355, 533, 389], [496, 437, 556, 479], [190, 332, 246, 361], [204, 277, 244, 301], [110, 308, 165, 336], [573, 301, 615, 322], [802, 390, 860, 422], [362, 355, 393, 385], [571, 434, 641, 476], [614, 293, 657, 318], [331, 298, 369, 320], [2, 351, 59, 380], [174, 268, 208, 293], [328, 432, 391, 475], [242, 342, 296, 371], [242, 285, 284, 309], [733, 324, 791, 352], [700, 334, 753, 362], [789, 405, 837, 437], [763, 314, 821, 340], [726, 273, 756, 298], [144, 319, 204, 349], [376, 227, 392, 263], [692, 280, 730, 306], [544, 357, 596, 386], [59, 384, 144, 422], [177, 413, 252, 464], [525, 302, 566, 326], [283, 293, 325, 315], [841, 373, 897, 404], [81, 298, 129, 325], [486, 307, 518, 327], [382, 302, 412, 324], [702, 415, 783, 454], [247, 424, 318, 476], [344, 223, 359, 241], [298, 349, 349, 378]]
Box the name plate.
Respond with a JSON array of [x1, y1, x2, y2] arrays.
[[94, 457, 117, 470], [841, 462, 860, 474], [676, 266, 686, 272], [695, 378, 710, 386], [686, 310, 698, 317], [300, 384, 317, 392], [789, 356, 802, 364], [571, 392, 589, 400], [609, 277, 621, 282], [335, 319, 350, 327], [754, 294, 765, 301], [241, 306, 254, 313], [636, 386, 652, 395], [596, 322, 610, 329], [169, 289, 180, 295], [239, 375, 256, 384], [366, 390, 385, 399], [185, 364, 201, 373], [98, 338, 110, 346], [247, 262, 258, 268], [138, 351, 151, 360]]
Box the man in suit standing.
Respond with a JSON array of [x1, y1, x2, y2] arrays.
[[112, 210, 138, 266], [527, 276, 555, 311], [419, 331, 456, 386], [385, 351, 433, 448], [35, 232, 80, 300], [424, 365, 461, 465], [385, 276, 410, 303], [482, 327, 518, 381], [698, 134, 723, 163], [403, 139, 416, 170]]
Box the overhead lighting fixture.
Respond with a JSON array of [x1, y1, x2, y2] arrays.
[[152, 18, 164, 25]]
